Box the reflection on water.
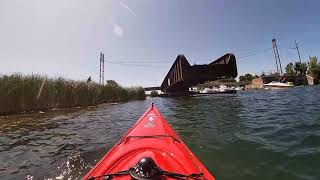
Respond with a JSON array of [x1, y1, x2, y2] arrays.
[[0, 86, 320, 180]]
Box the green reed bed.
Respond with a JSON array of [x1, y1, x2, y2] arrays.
[[0, 74, 145, 115]]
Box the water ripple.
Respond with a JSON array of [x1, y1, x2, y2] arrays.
[[0, 86, 319, 179]]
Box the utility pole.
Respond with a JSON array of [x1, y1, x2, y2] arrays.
[[295, 40, 302, 63], [272, 39, 279, 74], [272, 39, 283, 75], [275, 42, 283, 75], [99, 52, 105, 85], [99, 53, 101, 84]]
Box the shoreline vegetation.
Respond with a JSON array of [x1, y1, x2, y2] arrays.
[[0, 74, 145, 115]]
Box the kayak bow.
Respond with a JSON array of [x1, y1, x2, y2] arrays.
[[83, 103, 215, 180]]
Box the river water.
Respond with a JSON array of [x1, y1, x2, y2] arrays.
[[1, 86, 320, 180]]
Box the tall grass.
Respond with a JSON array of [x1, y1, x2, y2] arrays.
[[0, 74, 145, 115]]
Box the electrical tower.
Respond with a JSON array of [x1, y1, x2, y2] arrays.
[[295, 40, 302, 63], [272, 39, 283, 75], [99, 52, 105, 85]]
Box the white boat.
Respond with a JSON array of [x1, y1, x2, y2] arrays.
[[198, 85, 236, 94], [199, 87, 217, 93], [264, 81, 294, 89], [235, 87, 244, 91], [219, 85, 231, 92]]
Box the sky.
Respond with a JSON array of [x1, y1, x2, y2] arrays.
[[1, 0, 319, 87]]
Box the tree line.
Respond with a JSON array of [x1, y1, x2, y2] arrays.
[[285, 56, 320, 79], [239, 74, 260, 83], [238, 56, 320, 83]]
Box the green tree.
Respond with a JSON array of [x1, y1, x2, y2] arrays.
[[307, 56, 320, 78], [300, 63, 308, 75], [239, 73, 254, 82], [294, 62, 307, 75], [285, 63, 295, 75]]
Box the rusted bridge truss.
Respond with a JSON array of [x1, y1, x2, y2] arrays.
[[160, 53, 237, 95]]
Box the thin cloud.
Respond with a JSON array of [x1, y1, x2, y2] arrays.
[[119, 0, 137, 17], [113, 24, 124, 38]]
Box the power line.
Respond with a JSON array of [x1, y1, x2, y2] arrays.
[[102, 47, 274, 68], [237, 48, 273, 60], [283, 41, 303, 63], [104, 60, 173, 64], [104, 60, 170, 68], [189, 48, 273, 62]]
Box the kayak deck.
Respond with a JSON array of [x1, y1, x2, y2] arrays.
[[83, 104, 214, 180]]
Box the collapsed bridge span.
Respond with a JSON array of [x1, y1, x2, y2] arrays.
[[160, 54, 237, 96]]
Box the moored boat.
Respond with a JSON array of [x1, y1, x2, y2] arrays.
[[198, 85, 236, 94], [264, 81, 294, 89]]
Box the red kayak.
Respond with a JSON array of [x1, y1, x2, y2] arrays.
[[83, 103, 215, 180]]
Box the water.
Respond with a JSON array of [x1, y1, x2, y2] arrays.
[[1, 86, 320, 180]]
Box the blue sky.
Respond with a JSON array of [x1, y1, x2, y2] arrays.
[[1, 0, 319, 87]]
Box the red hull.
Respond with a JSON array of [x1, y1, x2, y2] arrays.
[[83, 104, 215, 180]]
